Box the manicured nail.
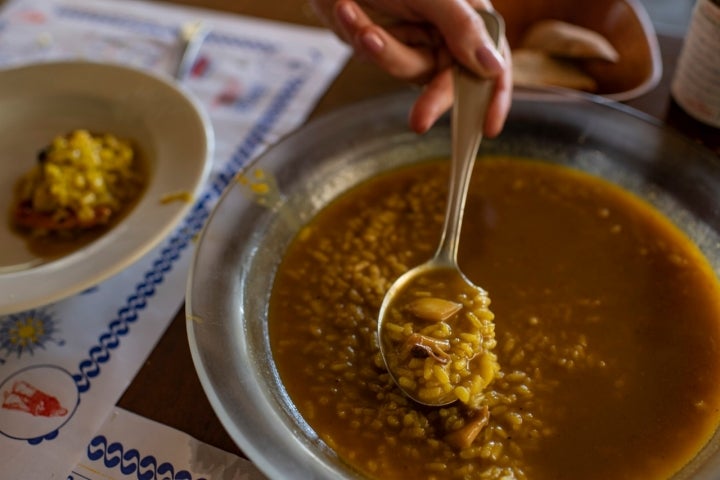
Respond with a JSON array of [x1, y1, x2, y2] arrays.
[[337, 2, 357, 27], [361, 31, 384, 54], [475, 45, 504, 77]]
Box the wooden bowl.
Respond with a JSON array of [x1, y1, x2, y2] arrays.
[[495, 0, 662, 100]]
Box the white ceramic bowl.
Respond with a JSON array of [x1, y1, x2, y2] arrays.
[[0, 61, 213, 314]]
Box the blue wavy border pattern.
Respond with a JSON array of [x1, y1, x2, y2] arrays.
[[56, 5, 278, 53], [71, 76, 304, 395], [75, 434, 207, 480], [10, 1, 312, 447], [56, 5, 173, 37]]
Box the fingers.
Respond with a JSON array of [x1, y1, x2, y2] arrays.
[[334, 0, 442, 83], [323, 0, 512, 136], [333, 0, 507, 86], [408, 43, 512, 138], [412, 0, 505, 80], [408, 68, 454, 134], [310, 0, 343, 35]]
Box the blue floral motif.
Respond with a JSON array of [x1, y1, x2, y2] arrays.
[[0, 309, 64, 365]]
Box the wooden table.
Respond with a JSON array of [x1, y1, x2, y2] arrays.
[[118, 0, 719, 462]]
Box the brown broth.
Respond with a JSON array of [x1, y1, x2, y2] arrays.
[[269, 156, 720, 479]]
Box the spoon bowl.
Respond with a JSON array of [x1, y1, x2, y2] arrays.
[[377, 9, 504, 407], [378, 262, 496, 407]]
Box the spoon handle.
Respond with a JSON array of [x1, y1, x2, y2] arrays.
[[434, 10, 504, 266], [175, 21, 209, 81]]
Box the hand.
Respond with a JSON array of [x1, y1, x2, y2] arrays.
[[310, 0, 512, 136]]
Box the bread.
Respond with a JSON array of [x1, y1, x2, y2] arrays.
[[520, 19, 620, 62], [512, 48, 598, 92]]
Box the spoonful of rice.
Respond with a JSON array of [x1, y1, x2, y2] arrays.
[[377, 10, 504, 408]]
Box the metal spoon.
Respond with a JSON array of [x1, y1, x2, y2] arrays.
[[175, 20, 209, 81], [377, 10, 504, 407]]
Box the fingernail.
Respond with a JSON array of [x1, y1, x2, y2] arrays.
[[361, 31, 384, 54], [337, 2, 357, 27], [475, 45, 504, 77]]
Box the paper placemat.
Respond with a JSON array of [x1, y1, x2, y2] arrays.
[[0, 0, 349, 477], [70, 407, 267, 480]]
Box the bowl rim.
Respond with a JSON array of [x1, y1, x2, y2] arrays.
[[604, 0, 663, 101], [0, 59, 215, 314], [508, 0, 664, 101], [186, 89, 720, 480]]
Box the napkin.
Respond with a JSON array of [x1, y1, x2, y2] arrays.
[[70, 407, 267, 480]]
